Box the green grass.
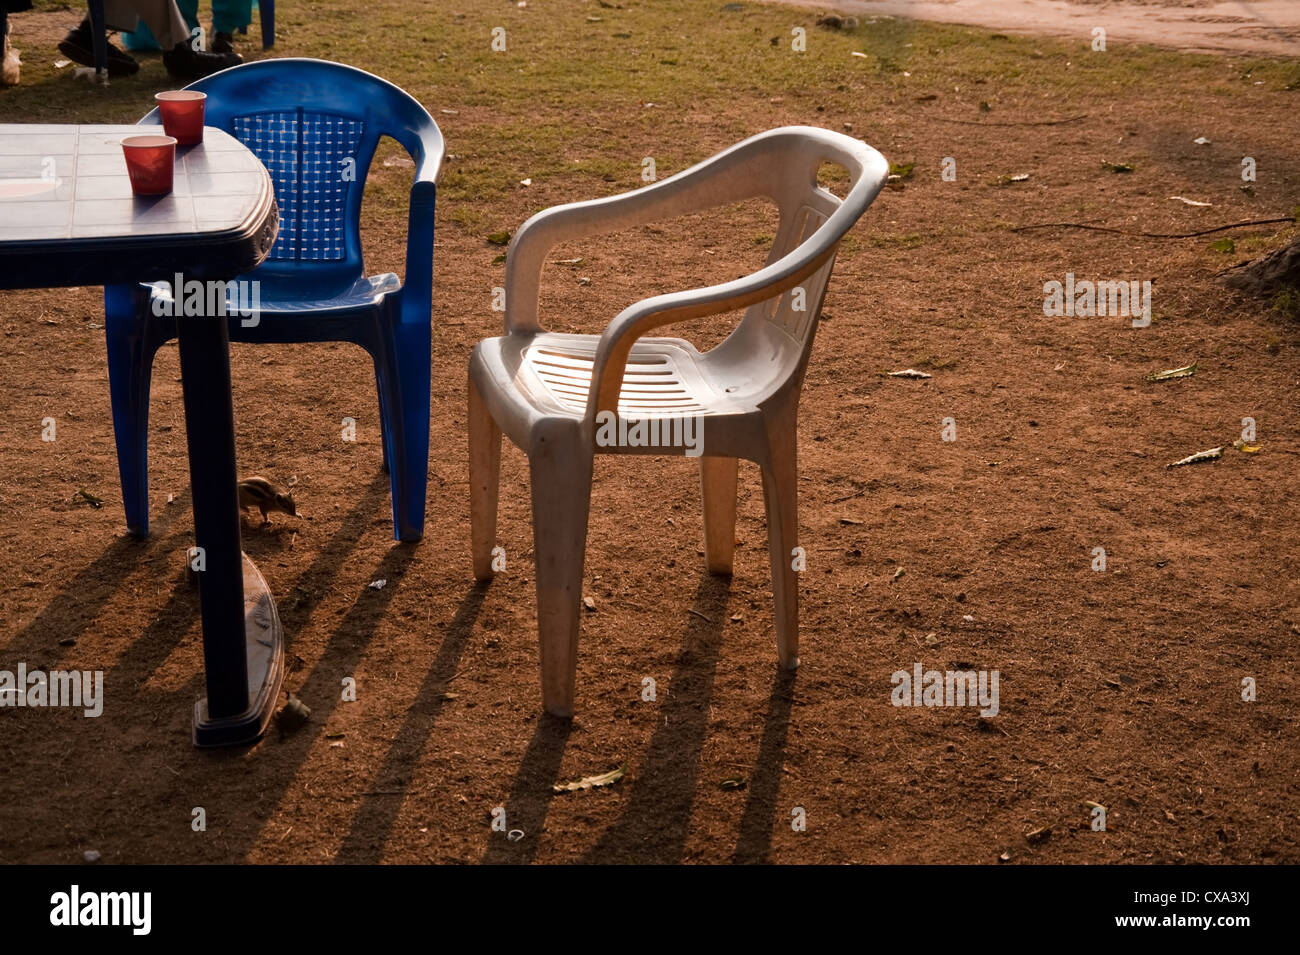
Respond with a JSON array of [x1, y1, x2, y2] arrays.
[[7, 0, 1297, 242]]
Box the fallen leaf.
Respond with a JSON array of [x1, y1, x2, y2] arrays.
[[718, 775, 748, 791], [1232, 440, 1262, 454], [553, 763, 626, 793], [892, 567, 905, 582], [1144, 362, 1196, 382], [1025, 825, 1051, 844], [74, 489, 104, 508], [888, 368, 932, 379], [1167, 446, 1224, 469]]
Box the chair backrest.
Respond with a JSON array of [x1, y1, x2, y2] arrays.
[[140, 58, 440, 298], [702, 127, 888, 403]]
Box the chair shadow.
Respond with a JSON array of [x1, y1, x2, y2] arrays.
[[573, 573, 731, 864], [731, 667, 797, 864], [334, 581, 489, 864], [480, 713, 573, 865], [2, 488, 193, 664], [253, 471, 390, 638]]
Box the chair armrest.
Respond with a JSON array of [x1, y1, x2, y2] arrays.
[[504, 140, 777, 335], [400, 123, 444, 325], [583, 241, 837, 424]]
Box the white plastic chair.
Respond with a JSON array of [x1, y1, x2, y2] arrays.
[[468, 126, 889, 716]]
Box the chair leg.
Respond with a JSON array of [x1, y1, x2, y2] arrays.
[[528, 422, 592, 718], [372, 368, 391, 475], [468, 375, 501, 581], [105, 317, 158, 539], [260, 0, 274, 48], [373, 322, 429, 542], [760, 420, 800, 670], [700, 455, 738, 575]]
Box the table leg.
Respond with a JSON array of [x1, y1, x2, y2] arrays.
[[177, 312, 283, 747]]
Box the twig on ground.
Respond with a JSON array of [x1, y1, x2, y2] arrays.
[[1011, 217, 1294, 238]]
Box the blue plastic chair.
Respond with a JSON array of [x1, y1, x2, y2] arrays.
[[104, 58, 444, 541]]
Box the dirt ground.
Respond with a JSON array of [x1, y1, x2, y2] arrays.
[[774, 0, 1300, 56], [0, 1, 1297, 864]]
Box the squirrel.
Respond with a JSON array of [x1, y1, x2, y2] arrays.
[[237, 476, 299, 526]]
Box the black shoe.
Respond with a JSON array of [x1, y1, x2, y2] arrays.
[[162, 42, 241, 80], [58, 18, 139, 77], [211, 31, 235, 54]]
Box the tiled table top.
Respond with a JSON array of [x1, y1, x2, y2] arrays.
[[0, 124, 271, 243]]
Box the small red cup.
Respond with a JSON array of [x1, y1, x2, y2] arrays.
[[155, 90, 206, 146], [121, 134, 178, 196]]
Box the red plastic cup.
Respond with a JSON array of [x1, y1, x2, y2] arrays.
[[155, 90, 206, 146], [121, 134, 178, 196]]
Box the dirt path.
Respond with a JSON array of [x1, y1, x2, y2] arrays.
[[764, 0, 1300, 56]]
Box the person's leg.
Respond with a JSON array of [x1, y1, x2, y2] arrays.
[[59, 4, 142, 77], [117, 0, 190, 50], [212, 0, 251, 35], [1, 11, 15, 87], [210, 0, 251, 54], [0, 3, 27, 85], [148, 0, 243, 80], [65, 0, 241, 80]]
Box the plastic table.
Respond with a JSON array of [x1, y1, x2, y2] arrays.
[[0, 123, 284, 747]]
